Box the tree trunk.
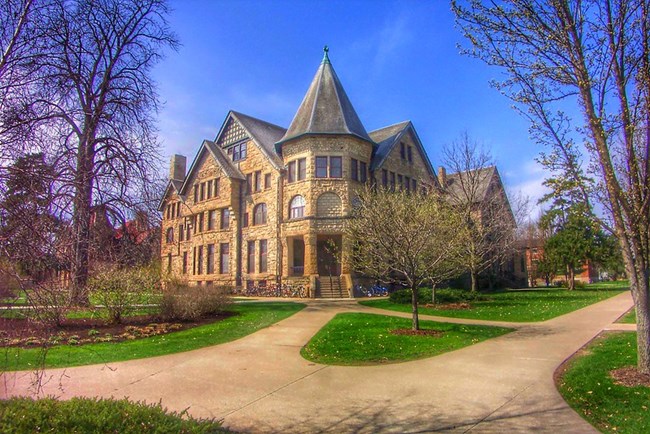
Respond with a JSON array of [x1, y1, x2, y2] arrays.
[[411, 284, 420, 331], [567, 267, 575, 291], [634, 279, 650, 375], [431, 284, 437, 304], [470, 270, 478, 292], [70, 140, 93, 305]]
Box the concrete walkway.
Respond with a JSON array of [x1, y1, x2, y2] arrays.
[[1, 292, 634, 433]]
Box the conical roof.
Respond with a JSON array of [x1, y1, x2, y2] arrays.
[[278, 48, 372, 144]]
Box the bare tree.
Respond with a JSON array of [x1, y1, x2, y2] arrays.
[[22, 0, 179, 303], [443, 133, 518, 291], [346, 187, 467, 330], [453, 0, 650, 373]]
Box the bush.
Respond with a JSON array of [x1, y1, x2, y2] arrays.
[[160, 279, 231, 321], [389, 287, 487, 305], [89, 264, 160, 324], [0, 396, 225, 433], [25, 280, 70, 327]]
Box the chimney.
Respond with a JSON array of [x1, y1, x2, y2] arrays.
[[169, 154, 186, 181], [438, 166, 447, 187]]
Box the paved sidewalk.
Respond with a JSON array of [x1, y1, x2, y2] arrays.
[[1, 292, 633, 433]]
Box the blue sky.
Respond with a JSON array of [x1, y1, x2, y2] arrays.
[[153, 0, 548, 218]]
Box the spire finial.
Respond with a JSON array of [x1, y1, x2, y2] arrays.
[[322, 45, 330, 64]]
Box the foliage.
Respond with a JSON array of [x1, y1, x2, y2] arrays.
[[453, 0, 650, 372], [2, 302, 305, 371], [24, 280, 70, 327], [558, 332, 649, 433], [362, 288, 624, 322], [89, 264, 160, 324], [160, 279, 231, 322], [346, 186, 467, 330], [0, 397, 226, 433], [301, 312, 512, 365], [389, 287, 486, 305]]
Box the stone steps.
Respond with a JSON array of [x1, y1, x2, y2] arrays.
[[318, 276, 345, 298]]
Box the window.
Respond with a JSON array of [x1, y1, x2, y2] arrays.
[[207, 244, 215, 274], [230, 141, 247, 161], [298, 158, 306, 180], [166, 227, 174, 244], [193, 185, 198, 203], [405, 176, 411, 192], [360, 161, 367, 183], [243, 212, 249, 227], [351, 158, 358, 181], [182, 251, 188, 274], [315, 156, 328, 178], [407, 146, 413, 163], [390, 172, 396, 190], [206, 180, 212, 199], [220, 243, 230, 274], [253, 203, 267, 225], [198, 212, 204, 232], [397, 174, 403, 190], [220, 208, 230, 230], [246, 173, 252, 194], [289, 195, 305, 219], [167, 253, 171, 272], [265, 173, 271, 189], [200, 183, 205, 201], [207, 210, 216, 231], [288, 161, 296, 182], [254, 170, 262, 192], [165, 204, 170, 220], [179, 224, 184, 241], [247, 241, 255, 273], [197, 245, 203, 275], [259, 239, 268, 273], [185, 223, 191, 241], [330, 156, 342, 178], [412, 179, 417, 191], [400, 142, 406, 159], [214, 178, 220, 197], [382, 169, 388, 187]]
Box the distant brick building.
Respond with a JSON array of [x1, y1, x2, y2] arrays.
[[159, 50, 513, 296]]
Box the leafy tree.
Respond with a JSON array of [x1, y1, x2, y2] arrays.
[[346, 187, 467, 330], [453, 0, 650, 373], [541, 205, 602, 290]]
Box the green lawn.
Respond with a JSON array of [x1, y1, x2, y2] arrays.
[[558, 332, 649, 433], [361, 288, 625, 322], [617, 309, 636, 324], [2, 302, 304, 371], [301, 312, 512, 365]]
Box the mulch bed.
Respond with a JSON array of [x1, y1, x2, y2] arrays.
[[391, 329, 444, 337], [0, 312, 231, 348], [610, 366, 650, 387]]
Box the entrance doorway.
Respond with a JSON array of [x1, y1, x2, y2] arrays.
[[317, 235, 342, 276]]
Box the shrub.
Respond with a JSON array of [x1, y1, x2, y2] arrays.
[[89, 264, 160, 324], [160, 279, 231, 321], [389, 287, 487, 304], [0, 396, 225, 433], [25, 280, 70, 327]]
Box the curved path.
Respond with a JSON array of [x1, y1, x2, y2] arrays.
[[1, 292, 633, 433]]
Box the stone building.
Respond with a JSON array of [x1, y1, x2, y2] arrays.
[[159, 50, 510, 296]]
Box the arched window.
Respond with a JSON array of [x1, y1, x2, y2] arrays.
[[253, 203, 267, 225], [289, 195, 305, 219], [166, 227, 174, 243], [316, 192, 342, 217]]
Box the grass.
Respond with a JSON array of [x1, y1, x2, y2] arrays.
[[0, 396, 226, 433], [617, 308, 636, 324], [558, 332, 649, 433], [361, 288, 625, 322], [301, 312, 512, 365], [0, 305, 159, 320], [584, 280, 629, 290], [1, 301, 304, 371]]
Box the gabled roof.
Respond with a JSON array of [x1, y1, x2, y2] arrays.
[[157, 179, 183, 211], [178, 140, 245, 196], [368, 121, 438, 185], [229, 111, 285, 169], [277, 51, 372, 144], [445, 166, 497, 203]]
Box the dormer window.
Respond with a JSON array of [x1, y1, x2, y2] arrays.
[[227, 141, 247, 162]]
